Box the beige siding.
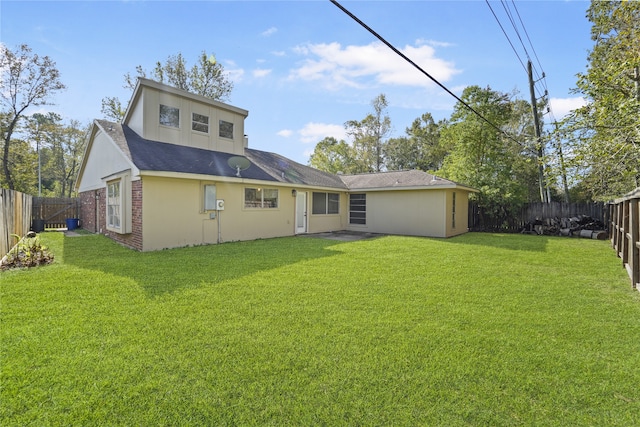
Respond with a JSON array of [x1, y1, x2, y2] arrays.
[[141, 176, 302, 251], [307, 192, 348, 233], [76, 130, 137, 192], [444, 189, 470, 237], [134, 85, 246, 155], [346, 189, 472, 238]]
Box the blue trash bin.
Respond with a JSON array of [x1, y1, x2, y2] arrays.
[[66, 218, 79, 230]]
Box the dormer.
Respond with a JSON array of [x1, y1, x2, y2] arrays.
[[122, 78, 248, 155]]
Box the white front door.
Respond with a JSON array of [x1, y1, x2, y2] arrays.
[[295, 191, 307, 234]]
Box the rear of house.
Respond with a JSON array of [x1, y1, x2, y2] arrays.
[[76, 78, 476, 251]]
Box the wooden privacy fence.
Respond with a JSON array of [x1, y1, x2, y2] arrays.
[[468, 201, 607, 232], [1, 189, 33, 258], [32, 197, 80, 229], [609, 188, 640, 291]]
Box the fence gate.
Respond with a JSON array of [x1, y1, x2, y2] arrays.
[[32, 197, 80, 230]]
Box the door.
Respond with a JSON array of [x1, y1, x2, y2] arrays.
[[295, 191, 307, 234]]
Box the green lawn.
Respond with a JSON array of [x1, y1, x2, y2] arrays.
[[2, 231, 639, 426]]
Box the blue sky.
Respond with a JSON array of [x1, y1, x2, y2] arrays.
[[2, 0, 592, 164]]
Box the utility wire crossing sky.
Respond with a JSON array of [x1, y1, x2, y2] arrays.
[[1, 0, 591, 163]]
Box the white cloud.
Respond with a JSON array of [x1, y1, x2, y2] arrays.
[[289, 41, 460, 90], [226, 68, 244, 83], [277, 129, 293, 138], [415, 38, 454, 48], [252, 68, 272, 78], [271, 51, 286, 57], [298, 122, 347, 144], [549, 96, 588, 118], [261, 27, 278, 37]]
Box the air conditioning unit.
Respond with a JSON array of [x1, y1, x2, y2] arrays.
[[216, 199, 225, 211]]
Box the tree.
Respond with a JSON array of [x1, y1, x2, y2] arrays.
[[0, 44, 65, 190], [438, 86, 538, 223], [560, 1, 640, 200], [344, 94, 391, 173], [25, 113, 86, 197], [102, 51, 234, 122], [308, 137, 357, 174], [384, 113, 447, 171]]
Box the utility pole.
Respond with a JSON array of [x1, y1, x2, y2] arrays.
[[528, 60, 547, 203]]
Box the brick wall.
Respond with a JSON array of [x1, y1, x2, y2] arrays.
[[78, 180, 143, 251], [79, 190, 99, 232]]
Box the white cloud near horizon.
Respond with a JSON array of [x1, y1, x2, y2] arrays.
[[289, 41, 460, 90], [549, 96, 588, 119], [298, 122, 347, 144]]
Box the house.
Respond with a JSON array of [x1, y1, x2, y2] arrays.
[[75, 78, 477, 251]]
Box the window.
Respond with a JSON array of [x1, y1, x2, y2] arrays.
[[105, 173, 131, 234], [192, 113, 209, 133], [219, 120, 234, 139], [349, 193, 366, 225], [107, 181, 121, 229], [452, 192, 456, 229], [312, 192, 340, 214], [245, 187, 278, 208], [159, 104, 180, 128]]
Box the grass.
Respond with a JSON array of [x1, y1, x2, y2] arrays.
[[1, 231, 639, 426]]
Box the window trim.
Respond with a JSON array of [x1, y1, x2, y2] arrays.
[[349, 193, 366, 225], [192, 112, 210, 134], [244, 187, 279, 209], [452, 191, 456, 229], [312, 192, 340, 215], [159, 104, 180, 128], [104, 171, 132, 234], [107, 180, 121, 230], [219, 119, 234, 139]]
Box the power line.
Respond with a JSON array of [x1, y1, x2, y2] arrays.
[[329, 0, 520, 144], [509, 0, 546, 88], [488, 0, 548, 99], [485, 0, 527, 73]]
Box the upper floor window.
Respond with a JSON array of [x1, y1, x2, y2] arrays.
[[159, 104, 180, 128], [219, 120, 234, 139], [192, 113, 209, 133]]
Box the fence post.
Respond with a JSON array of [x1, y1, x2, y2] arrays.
[[628, 197, 639, 289]]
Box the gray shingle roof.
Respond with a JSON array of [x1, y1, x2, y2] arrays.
[[339, 170, 460, 190], [95, 120, 475, 192], [96, 120, 346, 188]]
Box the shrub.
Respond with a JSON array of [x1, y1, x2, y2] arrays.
[[1, 233, 54, 270]]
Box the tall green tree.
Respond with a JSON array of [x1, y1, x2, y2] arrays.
[[561, 0, 640, 199], [308, 137, 357, 174], [438, 86, 538, 221], [102, 51, 234, 122], [344, 94, 391, 173], [0, 44, 65, 190], [384, 113, 447, 172]]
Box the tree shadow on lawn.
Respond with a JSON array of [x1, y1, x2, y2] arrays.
[[444, 231, 551, 252], [63, 234, 343, 297]]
